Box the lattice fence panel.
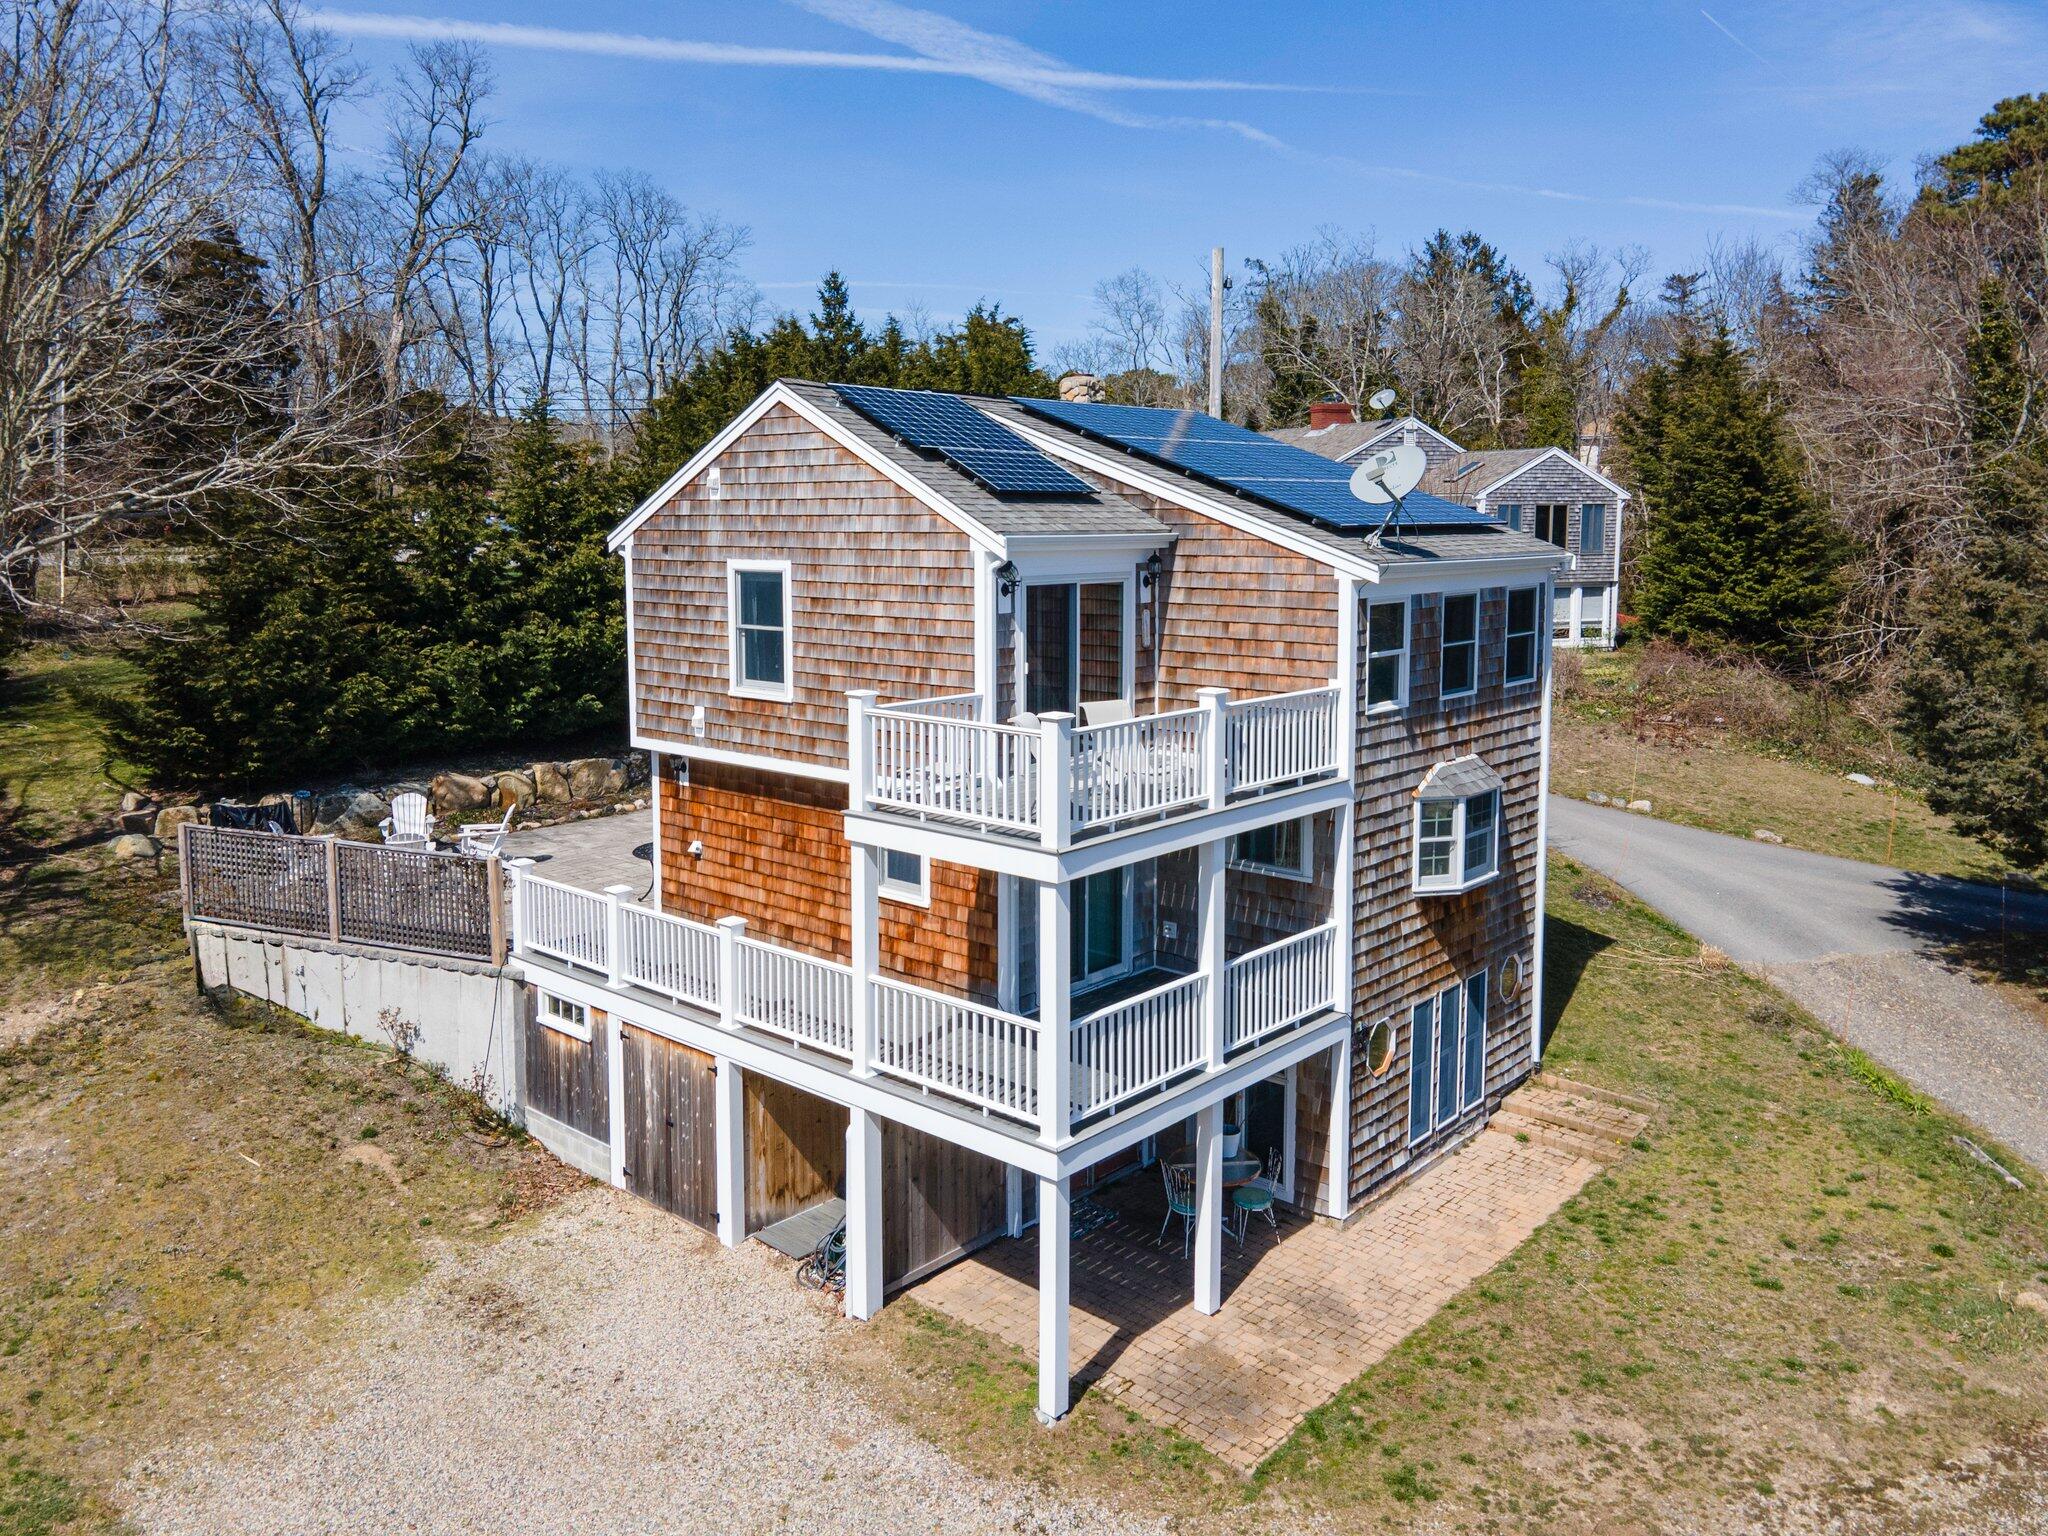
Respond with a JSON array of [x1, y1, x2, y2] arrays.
[[184, 825, 332, 938], [334, 840, 495, 960]]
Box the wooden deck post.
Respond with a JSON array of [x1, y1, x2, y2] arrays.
[[1036, 712, 1074, 852], [1199, 835, 1228, 1069], [843, 1105, 884, 1321], [713, 1056, 745, 1247], [1193, 1098, 1225, 1316], [1197, 686, 1231, 810], [850, 845, 880, 1077], [1036, 1171, 1072, 1423], [485, 857, 506, 965], [323, 834, 342, 943], [1035, 878, 1072, 1147]]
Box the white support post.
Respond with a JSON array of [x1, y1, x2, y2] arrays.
[[1005, 1164, 1025, 1237], [1330, 801, 1356, 1013], [844, 1106, 885, 1321], [715, 915, 747, 1029], [1193, 1099, 1224, 1316], [850, 844, 880, 1076], [605, 1008, 626, 1189], [647, 750, 664, 913], [505, 857, 536, 955], [714, 1056, 745, 1247], [1037, 712, 1075, 852], [602, 883, 634, 988], [846, 689, 879, 812], [1532, 577, 1555, 1066], [1325, 1033, 1353, 1222], [1036, 879, 1073, 1146], [1198, 836, 1228, 1069], [1335, 574, 1360, 786], [1196, 687, 1231, 810], [1036, 1172, 1072, 1423]]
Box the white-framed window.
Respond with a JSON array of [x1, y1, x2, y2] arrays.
[[1580, 503, 1607, 556], [881, 847, 929, 906], [1364, 598, 1408, 713], [1407, 970, 1487, 1144], [537, 990, 591, 1043], [1230, 817, 1313, 881], [727, 560, 793, 701], [1504, 587, 1540, 686], [1440, 593, 1478, 699], [1497, 503, 1523, 532], [1414, 787, 1500, 894]]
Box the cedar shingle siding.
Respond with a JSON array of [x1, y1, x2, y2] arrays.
[[1487, 456, 1619, 586]]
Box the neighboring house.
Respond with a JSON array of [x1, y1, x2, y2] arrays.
[[508, 382, 1569, 1424], [1271, 405, 1626, 648]]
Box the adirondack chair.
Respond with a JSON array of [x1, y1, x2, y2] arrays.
[[456, 803, 515, 858], [378, 791, 433, 851]]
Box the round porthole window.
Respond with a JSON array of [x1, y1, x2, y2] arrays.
[[1365, 1018, 1397, 1078], [1498, 952, 1525, 1003]]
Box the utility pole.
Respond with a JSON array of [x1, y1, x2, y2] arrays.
[[1208, 246, 1225, 419]]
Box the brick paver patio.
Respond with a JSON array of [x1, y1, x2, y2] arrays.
[[908, 1119, 1609, 1470]]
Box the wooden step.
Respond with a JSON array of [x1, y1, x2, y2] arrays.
[[1535, 1070, 1656, 1117]]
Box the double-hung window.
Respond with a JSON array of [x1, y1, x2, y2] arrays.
[[1504, 587, 1540, 686], [1439, 593, 1478, 699], [1414, 757, 1503, 894], [1364, 598, 1408, 712], [1580, 503, 1607, 556], [1498, 503, 1523, 532], [1407, 971, 1487, 1144], [728, 561, 792, 700]]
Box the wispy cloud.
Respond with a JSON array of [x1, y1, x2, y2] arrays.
[[1698, 8, 1796, 85]]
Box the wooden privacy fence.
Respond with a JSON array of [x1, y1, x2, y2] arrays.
[[180, 823, 504, 963]]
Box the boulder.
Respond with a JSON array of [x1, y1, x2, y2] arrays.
[[531, 761, 570, 802], [623, 751, 651, 787], [1845, 772, 1878, 788], [1626, 799, 1653, 813], [565, 757, 622, 802], [118, 808, 157, 835], [312, 789, 361, 827], [430, 771, 491, 815], [494, 769, 537, 810], [110, 833, 160, 862], [154, 804, 202, 840], [1752, 828, 1785, 844], [120, 789, 155, 814], [1586, 791, 1611, 806], [319, 791, 389, 841]]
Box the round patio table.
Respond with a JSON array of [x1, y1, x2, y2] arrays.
[[1167, 1155, 1265, 1187]]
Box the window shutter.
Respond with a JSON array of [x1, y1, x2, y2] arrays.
[[1581, 503, 1606, 555]]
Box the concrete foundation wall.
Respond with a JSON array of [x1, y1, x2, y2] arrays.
[[524, 1106, 613, 1181], [190, 921, 523, 1117]]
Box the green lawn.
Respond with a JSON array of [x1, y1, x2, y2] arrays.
[[872, 858, 2048, 1531], [0, 643, 139, 842]]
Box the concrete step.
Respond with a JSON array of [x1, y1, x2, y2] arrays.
[[1535, 1070, 1656, 1117], [1504, 1095, 1639, 1148], [1491, 1108, 1624, 1165]]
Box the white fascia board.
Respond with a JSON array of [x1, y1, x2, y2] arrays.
[[1338, 418, 1462, 463], [1365, 552, 1570, 591], [1474, 446, 1631, 505], [1001, 415, 1385, 583], [1001, 532, 1174, 561], [607, 381, 1009, 556], [630, 731, 851, 787]]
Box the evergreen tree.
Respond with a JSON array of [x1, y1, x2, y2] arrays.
[[1921, 94, 2048, 213], [1618, 329, 1841, 663], [1896, 280, 2048, 868], [1253, 289, 1326, 429]]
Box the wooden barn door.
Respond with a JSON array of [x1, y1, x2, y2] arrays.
[[882, 1121, 1007, 1290], [619, 1026, 718, 1233]]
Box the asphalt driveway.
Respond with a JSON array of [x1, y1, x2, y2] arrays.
[[1549, 797, 2048, 1175]]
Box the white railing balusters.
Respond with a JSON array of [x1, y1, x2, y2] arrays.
[[871, 977, 1040, 1121], [1068, 971, 1208, 1121], [1226, 922, 1338, 1051], [1068, 706, 1210, 830], [1224, 685, 1342, 796], [516, 873, 610, 970], [735, 939, 854, 1059]]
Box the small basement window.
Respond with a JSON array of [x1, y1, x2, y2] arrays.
[[881, 848, 929, 905], [538, 990, 591, 1042], [1413, 756, 1504, 895]]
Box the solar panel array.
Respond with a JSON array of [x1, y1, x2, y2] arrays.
[[1011, 398, 1497, 531], [832, 384, 1095, 496]]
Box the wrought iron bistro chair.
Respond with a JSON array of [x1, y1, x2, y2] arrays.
[[1159, 1160, 1199, 1255], [1231, 1150, 1281, 1244], [378, 791, 433, 852]]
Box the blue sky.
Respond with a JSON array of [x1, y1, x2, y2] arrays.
[[311, 0, 2048, 350]]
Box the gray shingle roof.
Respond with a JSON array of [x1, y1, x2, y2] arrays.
[[1263, 419, 1399, 460], [1419, 448, 1548, 503], [781, 380, 1171, 540]]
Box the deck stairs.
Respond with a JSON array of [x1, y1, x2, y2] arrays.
[[1492, 1073, 1653, 1165]]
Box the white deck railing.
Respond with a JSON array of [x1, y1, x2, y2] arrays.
[[1227, 922, 1338, 1052], [1225, 686, 1343, 797], [516, 874, 610, 970], [619, 904, 721, 1010], [871, 976, 1040, 1121], [852, 683, 1343, 847], [1069, 707, 1209, 829], [735, 938, 854, 1059], [1069, 970, 1208, 1121]]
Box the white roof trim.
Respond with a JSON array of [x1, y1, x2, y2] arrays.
[[606, 381, 1008, 555], [1472, 445, 1630, 505]]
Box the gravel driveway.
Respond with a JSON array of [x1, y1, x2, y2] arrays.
[[122, 1188, 1163, 1536], [1550, 797, 2048, 1174]]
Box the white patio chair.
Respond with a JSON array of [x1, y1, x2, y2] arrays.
[[378, 791, 433, 851], [456, 804, 516, 858], [1079, 697, 1133, 727]]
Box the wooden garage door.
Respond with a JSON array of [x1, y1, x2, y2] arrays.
[[620, 1026, 718, 1233], [883, 1121, 1006, 1289]]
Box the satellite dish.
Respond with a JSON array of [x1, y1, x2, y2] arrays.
[[1368, 386, 1398, 413], [1349, 443, 1426, 505]]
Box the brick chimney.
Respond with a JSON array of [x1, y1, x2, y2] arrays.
[[1308, 398, 1356, 430]]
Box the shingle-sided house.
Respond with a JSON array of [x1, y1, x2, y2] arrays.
[[1271, 406, 1626, 648], [506, 381, 1569, 1422]]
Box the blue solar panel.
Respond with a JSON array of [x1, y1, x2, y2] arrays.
[[832, 384, 1095, 497], [1011, 398, 1496, 531]]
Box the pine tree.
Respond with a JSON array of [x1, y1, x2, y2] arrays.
[[1896, 280, 2048, 868], [1619, 330, 1841, 663]]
